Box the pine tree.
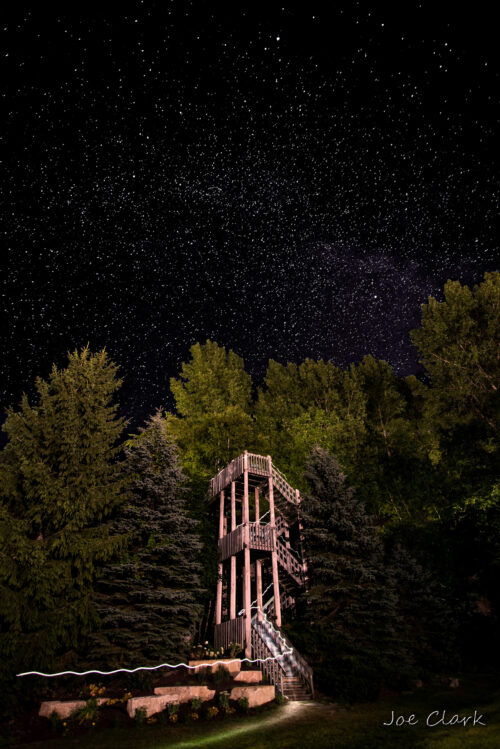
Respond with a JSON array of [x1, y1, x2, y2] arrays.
[[298, 446, 410, 699], [389, 544, 459, 673], [88, 410, 204, 667], [0, 347, 129, 678]]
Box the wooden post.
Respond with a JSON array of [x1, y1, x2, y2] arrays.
[[255, 487, 263, 621], [296, 487, 309, 579], [268, 455, 282, 627], [243, 451, 252, 657], [215, 490, 225, 626], [256, 560, 263, 622], [230, 481, 237, 620]]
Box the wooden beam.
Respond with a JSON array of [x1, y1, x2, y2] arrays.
[[267, 455, 282, 627], [243, 451, 252, 657], [255, 486, 263, 621], [230, 481, 237, 620], [256, 560, 263, 622], [215, 490, 224, 626]]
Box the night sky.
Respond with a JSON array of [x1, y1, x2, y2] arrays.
[[1, 2, 499, 426]]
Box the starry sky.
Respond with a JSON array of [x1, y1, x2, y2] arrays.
[[1, 2, 499, 426]]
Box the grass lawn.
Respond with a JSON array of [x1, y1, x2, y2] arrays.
[[12, 674, 500, 748]]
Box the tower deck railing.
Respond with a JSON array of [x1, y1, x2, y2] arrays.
[[219, 522, 276, 561], [211, 452, 299, 508]]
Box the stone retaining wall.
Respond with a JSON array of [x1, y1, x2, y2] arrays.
[[188, 658, 241, 674], [234, 670, 263, 683], [154, 685, 215, 702], [39, 698, 108, 719], [230, 685, 275, 707]]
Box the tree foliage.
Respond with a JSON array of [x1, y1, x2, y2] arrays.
[[166, 341, 255, 483], [297, 447, 410, 699], [88, 410, 204, 667], [0, 347, 129, 677]]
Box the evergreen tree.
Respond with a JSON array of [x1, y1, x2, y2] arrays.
[[166, 341, 255, 483], [410, 272, 500, 514], [298, 447, 410, 699], [0, 347, 128, 679], [389, 543, 459, 674], [88, 410, 204, 667], [411, 271, 500, 438]]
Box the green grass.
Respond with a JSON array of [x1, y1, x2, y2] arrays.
[[13, 675, 500, 748]]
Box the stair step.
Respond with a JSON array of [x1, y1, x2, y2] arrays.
[[283, 690, 312, 695], [284, 695, 312, 699], [283, 689, 311, 694]]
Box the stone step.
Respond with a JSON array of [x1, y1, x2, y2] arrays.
[[154, 686, 215, 701], [282, 687, 312, 698], [230, 685, 275, 707], [39, 699, 108, 720], [234, 670, 263, 684]]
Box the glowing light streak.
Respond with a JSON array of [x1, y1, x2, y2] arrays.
[[17, 602, 294, 679]]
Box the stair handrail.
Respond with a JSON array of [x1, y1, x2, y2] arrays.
[[251, 607, 314, 699], [276, 534, 303, 564], [250, 619, 286, 694], [277, 627, 315, 698], [275, 538, 306, 585], [271, 466, 298, 506]]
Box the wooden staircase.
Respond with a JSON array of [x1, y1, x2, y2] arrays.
[[251, 615, 314, 701], [281, 676, 313, 701]]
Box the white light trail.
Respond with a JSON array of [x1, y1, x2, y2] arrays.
[[17, 604, 293, 679]]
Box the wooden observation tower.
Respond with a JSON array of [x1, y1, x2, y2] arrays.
[[209, 451, 314, 699]]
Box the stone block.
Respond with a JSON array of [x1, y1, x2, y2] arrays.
[[126, 694, 178, 719], [188, 659, 241, 674], [154, 685, 215, 702], [231, 685, 275, 707], [234, 670, 263, 683], [39, 698, 108, 719]]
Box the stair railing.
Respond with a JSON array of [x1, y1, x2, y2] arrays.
[[271, 466, 298, 506], [276, 627, 315, 698], [252, 604, 314, 698], [250, 620, 285, 695], [275, 537, 306, 585]]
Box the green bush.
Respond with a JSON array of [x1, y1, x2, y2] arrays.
[[275, 693, 287, 705], [167, 702, 179, 717], [213, 665, 230, 684], [190, 697, 202, 711], [237, 696, 249, 714], [196, 667, 210, 684], [218, 691, 230, 710], [226, 642, 243, 658], [134, 706, 147, 725], [72, 697, 100, 726]]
